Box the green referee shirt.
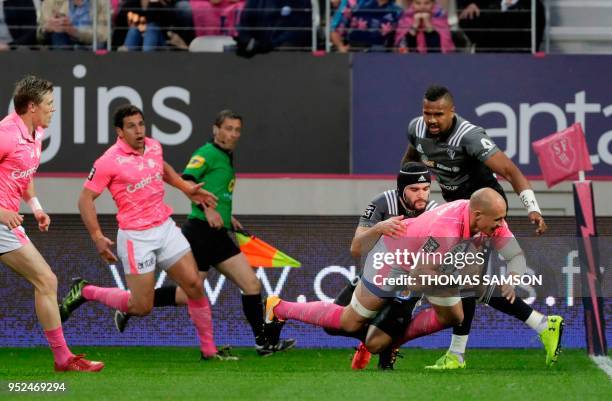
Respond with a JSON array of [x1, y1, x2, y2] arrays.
[[182, 141, 235, 228]]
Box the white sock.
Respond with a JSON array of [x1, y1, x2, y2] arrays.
[[525, 311, 548, 334], [449, 334, 468, 360]]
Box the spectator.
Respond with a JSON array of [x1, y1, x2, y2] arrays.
[[120, 0, 177, 51], [190, 0, 244, 37], [38, 0, 109, 50], [332, 0, 402, 53], [3, 0, 39, 49], [395, 0, 454, 53], [235, 0, 311, 57], [457, 0, 545, 52]]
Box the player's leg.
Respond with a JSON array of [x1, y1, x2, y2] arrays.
[[60, 227, 157, 320], [165, 251, 236, 360], [323, 276, 368, 340], [486, 291, 564, 366], [1, 242, 103, 372], [265, 279, 386, 333], [363, 296, 420, 370], [216, 253, 296, 354], [426, 296, 476, 370]]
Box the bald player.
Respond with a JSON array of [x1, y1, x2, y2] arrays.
[[262, 189, 561, 367]]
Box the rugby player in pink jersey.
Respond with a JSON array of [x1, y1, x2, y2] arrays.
[[59, 105, 236, 361], [0, 75, 103, 372], [263, 188, 537, 354]]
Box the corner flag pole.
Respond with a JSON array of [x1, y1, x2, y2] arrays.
[[573, 170, 607, 356]]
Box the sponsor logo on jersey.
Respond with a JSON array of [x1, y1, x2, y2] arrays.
[[447, 149, 456, 160], [126, 172, 163, 193], [228, 177, 236, 193], [436, 163, 454, 172], [87, 167, 96, 181], [439, 183, 459, 191], [11, 167, 37, 180], [422, 237, 440, 253], [362, 204, 376, 220], [187, 155, 205, 169], [480, 138, 494, 150]]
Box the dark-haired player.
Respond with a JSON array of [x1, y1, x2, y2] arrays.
[[402, 84, 562, 369]]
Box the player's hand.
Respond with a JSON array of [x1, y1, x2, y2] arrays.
[[93, 235, 118, 263], [459, 3, 480, 19], [501, 283, 516, 304], [231, 216, 243, 231], [184, 182, 218, 209], [34, 210, 51, 232], [204, 208, 224, 229], [375, 215, 405, 239], [0, 209, 24, 229], [528, 211, 547, 236]]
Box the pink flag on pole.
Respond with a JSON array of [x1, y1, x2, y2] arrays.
[[532, 123, 593, 188]]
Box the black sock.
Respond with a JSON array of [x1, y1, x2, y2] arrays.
[[242, 293, 265, 339], [486, 296, 533, 322], [453, 297, 476, 336], [334, 277, 359, 306], [324, 326, 368, 342], [153, 286, 178, 307]]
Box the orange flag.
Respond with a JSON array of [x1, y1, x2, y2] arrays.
[[234, 230, 301, 268]]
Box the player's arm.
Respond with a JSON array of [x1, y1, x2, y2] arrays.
[[484, 152, 547, 235], [162, 161, 217, 208], [401, 144, 421, 165], [22, 180, 50, 232], [401, 119, 422, 165], [78, 187, 118, 263], [493, 235, 528, 304], [350, 217, 404, 259]]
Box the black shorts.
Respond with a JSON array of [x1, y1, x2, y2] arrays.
[[182, 218, 241, 272]]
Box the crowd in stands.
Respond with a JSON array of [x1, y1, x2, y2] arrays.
[[0, 0, 544, 54]]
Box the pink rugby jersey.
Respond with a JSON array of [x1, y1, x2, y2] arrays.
[[380, 199, 514, 271], [84, 137, 172, 230], [0, 112, 44, 212]]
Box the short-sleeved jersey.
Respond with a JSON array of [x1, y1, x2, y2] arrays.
[[373, 199, 514, 273], [358, 189, 438, 227], [407, 114, 502, 201], [182, 142, 234, 228], [84, 137, 172, 231], [0, 112, 44, 212]]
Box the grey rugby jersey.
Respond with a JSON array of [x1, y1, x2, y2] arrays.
[[359, 189, 438, 227], [407, 115, 500, 194]]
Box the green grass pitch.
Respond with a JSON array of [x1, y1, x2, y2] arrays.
[[0, 347, 610, 401]]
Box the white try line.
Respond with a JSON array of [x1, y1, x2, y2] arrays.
[[590, 355, 612, 379]]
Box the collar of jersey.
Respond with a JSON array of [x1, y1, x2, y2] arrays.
[[12, 112, 42, 143]]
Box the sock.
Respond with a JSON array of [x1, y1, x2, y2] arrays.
[[334, 277, 358, 306], [241, 293, 265, 338], [82, 285, 130, 312], [486, 296, 533, 322], [187, 297, 217, 357], [44, 326, 74, 366], [448, 334, 468, 361], [274, 300, 343, 330], [154, 286, 178, 307], [323, 326, 368, 341], [453, 297, 476, 336], [394, 307, 447, 346], [525, 310, 548, 334]]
